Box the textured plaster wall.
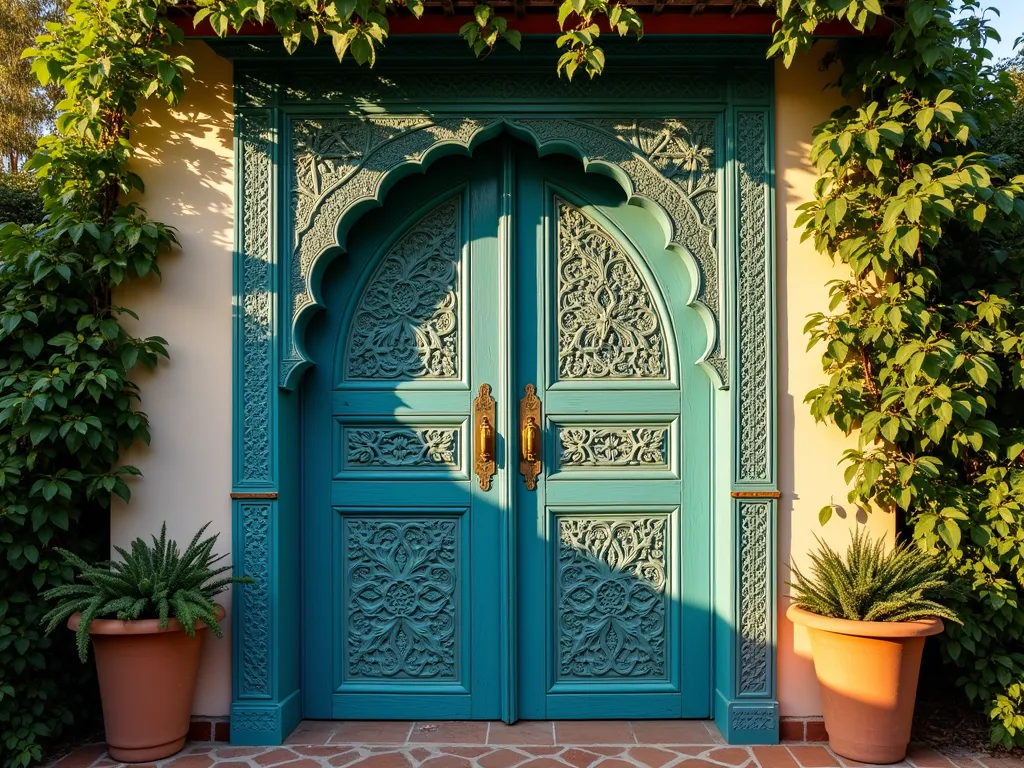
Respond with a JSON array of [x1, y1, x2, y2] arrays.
[[774, 46, 895, 717], [105, 39, 887, 721], [112, 40, 235, 717]]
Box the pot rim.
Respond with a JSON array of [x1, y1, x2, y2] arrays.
[[787, 603, 944, 638], [67, 603, 226, 636]]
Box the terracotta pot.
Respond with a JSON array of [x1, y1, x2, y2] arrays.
[[68, 605, 224, 763], [788, 604, 943, 764]]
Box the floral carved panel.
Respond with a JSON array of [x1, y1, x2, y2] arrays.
[[343, 426, 459, 469], [556, 200, 667, 380], [344, 517, 460, 681], [557, 516, 668, 680], [558, 427, 668, 468], [344, 198, 461, 381]]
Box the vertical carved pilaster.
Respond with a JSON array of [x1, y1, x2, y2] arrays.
[[239, 111, 274, 485], [239, 503, 272, 697], [737, 500, 772, 696], [235, 104, 276, 716], [725, 106, 778, 742], [736, 111, 772, 486]]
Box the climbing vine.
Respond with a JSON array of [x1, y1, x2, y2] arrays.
[[3, 0, 1024, 763], [0, 1, 189, 765], [767, 0, 1024, 749]]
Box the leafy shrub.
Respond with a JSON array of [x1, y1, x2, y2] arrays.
[[42, 523, 249, 662], [774, 0, 1024, 750], [789, 529, 960, 623], [0, 0, 190, 764], [0, 176, 42, 226]]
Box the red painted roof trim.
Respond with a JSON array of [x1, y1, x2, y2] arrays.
[[177, 13, 889, 38]]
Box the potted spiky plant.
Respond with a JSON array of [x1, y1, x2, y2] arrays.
[[787, 529, 959, 765], [41, 523, 250, 763]]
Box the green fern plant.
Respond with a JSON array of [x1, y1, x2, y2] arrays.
[[41, 522, 251, 662], [789, 529, 961, 624]]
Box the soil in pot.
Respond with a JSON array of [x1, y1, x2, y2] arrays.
[[69, 607, 223, 763], [788, 604, 943, 764]]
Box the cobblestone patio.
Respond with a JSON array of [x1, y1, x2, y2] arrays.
[[53, 721, 1022, 768]]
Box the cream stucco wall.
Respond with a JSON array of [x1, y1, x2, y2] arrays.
[[113, 40, 235, 717], [774, 46, 895, 717], [107, 39, 891, 722]]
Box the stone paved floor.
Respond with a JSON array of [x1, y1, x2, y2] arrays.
[[54, 721, 1023, 768]]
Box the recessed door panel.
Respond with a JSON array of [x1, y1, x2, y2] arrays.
[[515, 148, 710, 719], [303, 149, 505, 721]]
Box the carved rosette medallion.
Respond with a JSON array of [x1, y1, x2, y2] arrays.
[[557, 517, 668, 680], [556, 200, 667, 380], [345, 198, 461, 380], [345, 518, 459, 680]]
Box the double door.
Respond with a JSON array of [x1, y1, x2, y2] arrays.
[[302, 139, 711, 721]]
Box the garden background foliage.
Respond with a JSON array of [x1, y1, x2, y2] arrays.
[[2, 0, 1024, 765]]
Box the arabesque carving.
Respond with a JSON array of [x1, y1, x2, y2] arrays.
[[558, 517, 668, 679], [283, 114, 726, 387], [556, 200, 667, 380], [344, 197, 461, 381], [558, 426, 668, 467], [345, 427, 458, 468], [345, 518, 459, 680]]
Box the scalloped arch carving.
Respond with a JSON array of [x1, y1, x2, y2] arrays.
[[282, 116, 723, 388]]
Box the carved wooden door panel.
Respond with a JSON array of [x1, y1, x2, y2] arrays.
[[302, 149, 506, 721], [514, 149, 711, 719]]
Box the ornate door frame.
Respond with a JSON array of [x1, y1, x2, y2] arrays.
[[219, 36, 778, 746]]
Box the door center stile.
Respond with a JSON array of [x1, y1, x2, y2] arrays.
[[495, 142, 519, 724]]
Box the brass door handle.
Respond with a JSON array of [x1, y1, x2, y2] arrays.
[[519, 384, 542, 491], [478, 416, 495, 464], [522, 417, 540, 462], [474, 384, 496, 491]]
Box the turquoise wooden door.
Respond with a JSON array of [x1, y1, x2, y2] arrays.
[[512, 147, 711, 719], [302, 139, 711, 721]]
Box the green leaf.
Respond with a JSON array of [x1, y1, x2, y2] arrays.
[[938, 520, 962, 550], [22, 334, 43, 359], [899, 227, 920, 256]]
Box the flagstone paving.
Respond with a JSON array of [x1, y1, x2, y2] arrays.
[[52, 721, 1023, 768]]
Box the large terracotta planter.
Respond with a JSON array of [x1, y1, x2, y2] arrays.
[[68, 605, 224, 763], [788, 604, 943, 764]]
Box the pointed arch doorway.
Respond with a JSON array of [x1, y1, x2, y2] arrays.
[[300, 138, 712, 722]]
